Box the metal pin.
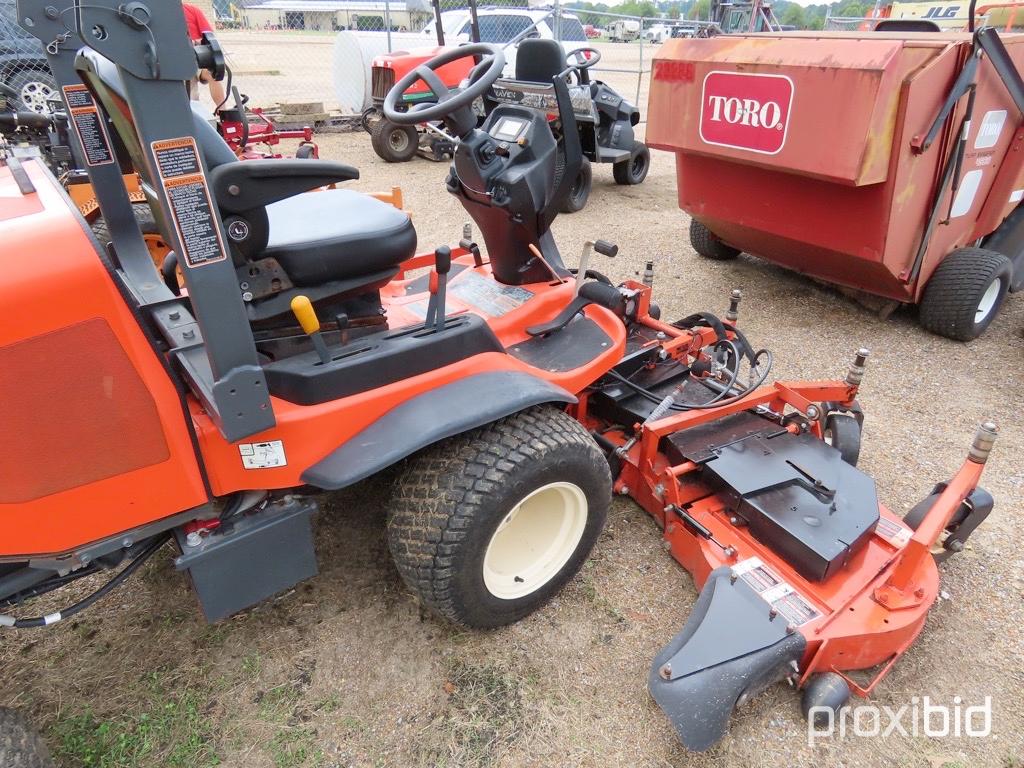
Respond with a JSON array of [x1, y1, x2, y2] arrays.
[[968, 421, 998, 464]]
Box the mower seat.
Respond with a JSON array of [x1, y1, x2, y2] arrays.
[[76, 51, 416, 297], [263, 189, 416, 286], [515, 39, 566, 83]]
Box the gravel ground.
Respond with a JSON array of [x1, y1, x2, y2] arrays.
[[2, 126, 1023, 768]]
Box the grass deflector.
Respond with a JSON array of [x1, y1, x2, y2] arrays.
[[0, 0, 999, 756]]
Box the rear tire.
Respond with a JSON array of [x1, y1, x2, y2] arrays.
[[0, 708, 54, 768], [295, 142, 317, 159], [560, 157, 592, 213], [918, 247, 1011, 341], [387, 406, 611, 628], [613, 141, 650, 185], [690, 219, 740, 261], [370, 117, 418, 163]]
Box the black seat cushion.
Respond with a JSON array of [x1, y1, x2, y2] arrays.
[[263, 189, 417, 286], [515, 39, 565, 84]]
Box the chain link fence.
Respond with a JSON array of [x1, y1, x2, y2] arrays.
[[0, 0, 60, 113], [206, 1, 667, 125]]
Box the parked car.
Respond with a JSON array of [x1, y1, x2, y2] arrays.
[[422, 8, 589, 74], [0, 0, 57, 114]]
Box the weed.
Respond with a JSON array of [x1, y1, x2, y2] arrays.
[[53, 684, 218, 768], [268, 727, 323, 768]]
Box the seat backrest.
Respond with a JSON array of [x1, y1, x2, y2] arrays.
[[515, 39, 565, 84], [75, 50, 268, 260]]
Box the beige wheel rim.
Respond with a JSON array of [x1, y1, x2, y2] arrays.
[[482, 481, 588, 600]]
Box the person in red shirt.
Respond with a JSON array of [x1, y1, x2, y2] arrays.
[[182, 3, 226, 109]]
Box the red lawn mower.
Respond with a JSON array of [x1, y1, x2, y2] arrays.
[[0, 0, 1001, 761]]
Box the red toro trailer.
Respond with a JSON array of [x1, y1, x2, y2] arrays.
[[648, 25, 1024, 340]]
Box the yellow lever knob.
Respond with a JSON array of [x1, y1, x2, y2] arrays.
[[290, 295, 320, 335]]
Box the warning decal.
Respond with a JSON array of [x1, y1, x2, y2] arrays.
[[451, 272, 534, 317], [62, 85, 114, 166], [151, 137, 227, 268], [732, 557, 821, 627], [875, 516, 912, 548], [239, 440, 287, 469]]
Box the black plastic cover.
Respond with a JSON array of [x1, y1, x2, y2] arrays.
[[649, 567, 806, 751]]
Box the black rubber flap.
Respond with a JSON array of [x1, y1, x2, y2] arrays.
[[648, 567, 806, 751]]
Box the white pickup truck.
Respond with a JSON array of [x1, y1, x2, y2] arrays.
[[422, 8, 590, 75]]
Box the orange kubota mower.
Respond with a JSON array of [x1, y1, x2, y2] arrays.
[[0, 0, 999, 754]]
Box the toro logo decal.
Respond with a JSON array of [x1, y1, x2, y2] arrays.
[[699, 71, 794, 155]]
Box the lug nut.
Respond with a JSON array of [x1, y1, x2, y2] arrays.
[[968, 421, 998, 464]]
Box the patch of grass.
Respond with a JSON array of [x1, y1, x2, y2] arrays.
[[268, 727, 323, 768], [52, 678, 219, 768], [420, 659, 527, 768], [257, 684, 303, 723]]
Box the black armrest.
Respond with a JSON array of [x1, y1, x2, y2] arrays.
[[208, 160, 359, 213]]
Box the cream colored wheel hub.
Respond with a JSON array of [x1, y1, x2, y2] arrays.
[[482, 482, 588, 600]]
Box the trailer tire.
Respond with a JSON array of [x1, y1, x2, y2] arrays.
[[370, 117, 418, 163], [387, 406, 610, 628], [823, 414, 861, 467], [0, 709, 54, 768], [919, 247, 1011, 340], [560, 157, 592, 213], [690, 220, 740, 261], [613, 142, 650, 185], [5, 70, 59, 116]]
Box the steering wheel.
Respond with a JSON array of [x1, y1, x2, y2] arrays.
[[383, 44, 505, 137], [566, 47, 602, 70]]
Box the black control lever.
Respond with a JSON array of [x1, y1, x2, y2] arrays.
[[527, 280, 625, 337], [424, 246, 452, 332]]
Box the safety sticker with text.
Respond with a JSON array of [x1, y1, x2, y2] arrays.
[[62, 85, 114, 166], [151, 137, 227, 268], [731, 557, 821, 627], [450, 272, 534, 317], [239, 440, 287, 469], [875, 517, 912, 548]]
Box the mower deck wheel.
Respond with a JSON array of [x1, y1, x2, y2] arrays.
[[386, 406, 611, 628], [370, 117, 419, 163], [613, 141, 650, 185], [800, 673, 851, 726], [0, 708, 55, 768], [823, 414, 861, 467], [690, 220, 741, 261], [919, 247, 1011, 340], [560, 157, 592, 213]]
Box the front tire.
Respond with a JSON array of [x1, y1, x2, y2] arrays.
[[0, 709, 54, 768], [690, 219, 740, 261], [918, 247, 1011, 340], [370, 117, 419, 163], [613, 141, 650, 185], [560, 157, 592, 213], [387, 406, 611, 628]]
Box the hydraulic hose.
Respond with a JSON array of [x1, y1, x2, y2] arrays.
[[0, 535, 168, 629]]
